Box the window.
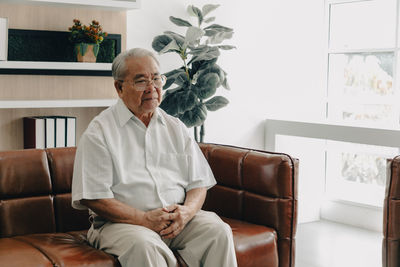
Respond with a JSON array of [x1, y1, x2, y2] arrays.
[[327, 0, 399, 127], [324, 0, 400, 208], [325, 140, 398, 207]]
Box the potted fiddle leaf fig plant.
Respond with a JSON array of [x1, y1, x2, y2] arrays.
[[152, 4, 235, 142]]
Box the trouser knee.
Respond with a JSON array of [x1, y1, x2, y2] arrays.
[[127, 236, 166, 253], [206, 221, 233, 242], [118, 236, 174, 267]]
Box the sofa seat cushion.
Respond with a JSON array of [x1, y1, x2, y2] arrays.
[[222, 217, 279, 267], [66, 230, 89, 243], [0, 237, 53, 266], [14, 233, 119, 267]]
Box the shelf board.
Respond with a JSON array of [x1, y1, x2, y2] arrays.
[[0, 99, 118, 108], [0, 0, 141, 10], [0, 61, 111, 70], [0, 61, 112, 76]]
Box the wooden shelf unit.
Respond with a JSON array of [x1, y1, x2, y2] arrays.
[[0, 99, 117, 109], [0, 1, 127, 150], [0, 61, 112, 76]]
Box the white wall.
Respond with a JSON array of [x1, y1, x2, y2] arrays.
[[127, 0, 326, 150]]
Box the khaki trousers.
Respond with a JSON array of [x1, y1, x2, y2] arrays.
[[87, 210, 237, 267]]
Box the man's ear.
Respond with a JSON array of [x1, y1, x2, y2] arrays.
[[114, 80, 123, 93]]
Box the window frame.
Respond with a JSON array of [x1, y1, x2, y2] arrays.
[[325, 0, 400, 128]]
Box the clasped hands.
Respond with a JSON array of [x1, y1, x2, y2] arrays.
[[142, 204, 194, 239]]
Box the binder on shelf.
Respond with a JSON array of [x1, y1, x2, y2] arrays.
[[44, 117, 55, 148], [65, 116, 76, 147], [23, 117, 45, 149], [54, 116, 66, 148], [0, 17, 8, 61]]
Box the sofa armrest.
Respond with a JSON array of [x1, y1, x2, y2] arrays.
[[383, 156, 400, 267], [199, 143, 298, 267]]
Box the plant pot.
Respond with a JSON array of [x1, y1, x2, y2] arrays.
[[74, 43, 99, 63]]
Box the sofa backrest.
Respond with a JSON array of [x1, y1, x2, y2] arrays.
[[383, 156, 400, 267], [199, 143, 298, 267], [0, 147, 89, 238]]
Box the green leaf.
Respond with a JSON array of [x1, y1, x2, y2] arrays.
[[185, 27, 205, 45], [195, 72, 220, 99], [164, 85, 182, 96], [169, 16, 192, 27], [206, 31, 234, 44], [161, 89, 199, 120], [202, 4, 220, 17], [160, 93, 179, 116], [189, 46, 220, 64], [221, 77, 230, 90], [163, 77, 175, 90], [187, 5, 203, 25], [174, 72, 190, 86], [152, 35, 173, 52], [218, 45, 236, 50], [164, 31, 185, 46], [79, 43, 88, 56], [159, 39, 180, 54], [177, 90, 197, 113], [163, 68, 186, 89], [187, 45, 209, 56], [199, 64, 225, 83], [205, 96, 229, 111], [179, 104, 207, 127], [204, 29, 217, 37], [196, 84, 217, 100], [204, 17, 216, 23], [92, 44, 99, 57], [187, 5, 197, 16], [204, 24, 233, 32], [190, 58, 218, 78]]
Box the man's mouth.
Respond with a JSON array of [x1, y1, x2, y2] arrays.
[[142, 97, 156, 101]]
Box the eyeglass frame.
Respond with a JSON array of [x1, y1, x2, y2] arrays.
[[118, 74, 167, 91]]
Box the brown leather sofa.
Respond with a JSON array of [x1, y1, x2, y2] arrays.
[[383, 155, 400, 267], [0, 143, 298, 267]]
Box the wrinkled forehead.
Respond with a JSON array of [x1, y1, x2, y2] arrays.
[[124, 56, 160, 79]]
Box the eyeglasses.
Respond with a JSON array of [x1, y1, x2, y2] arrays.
[[119, 75, 167, 91]]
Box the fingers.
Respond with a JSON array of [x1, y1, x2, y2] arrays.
[[154, 221, 171, 233], [144, 206, 186, 235], [160, 222, 182, 238], [163, 204, 178, 213], [159, 211, 179, 221]]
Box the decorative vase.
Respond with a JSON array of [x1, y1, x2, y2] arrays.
[[75, 43, 99, 63]]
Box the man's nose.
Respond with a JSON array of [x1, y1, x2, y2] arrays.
[[144, 82, 156, 93]]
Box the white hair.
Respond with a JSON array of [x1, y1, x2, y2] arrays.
[[112, 48, 160, 81]]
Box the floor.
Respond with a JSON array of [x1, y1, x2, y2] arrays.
[[296, 220, 382, 267]]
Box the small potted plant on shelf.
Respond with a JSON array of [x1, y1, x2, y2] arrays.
[[68, 19, 107, 63]]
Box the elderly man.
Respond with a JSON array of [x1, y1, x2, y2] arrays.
[[71, 48, 237, 267]]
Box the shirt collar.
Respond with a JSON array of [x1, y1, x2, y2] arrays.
[[115, 98, 166, 127], [154, 108, 167, 126]]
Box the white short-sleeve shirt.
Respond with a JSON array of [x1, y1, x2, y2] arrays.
[[71, 98, 216, 211]]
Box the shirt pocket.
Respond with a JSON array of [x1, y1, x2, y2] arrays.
[[157, 153, 190, 189]]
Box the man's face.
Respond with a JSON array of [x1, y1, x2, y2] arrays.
[[115, 56, 162, 117]]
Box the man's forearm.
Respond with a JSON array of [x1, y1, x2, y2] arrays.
[[184, 187, 207, 216], [81, 198, 145, 225]]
